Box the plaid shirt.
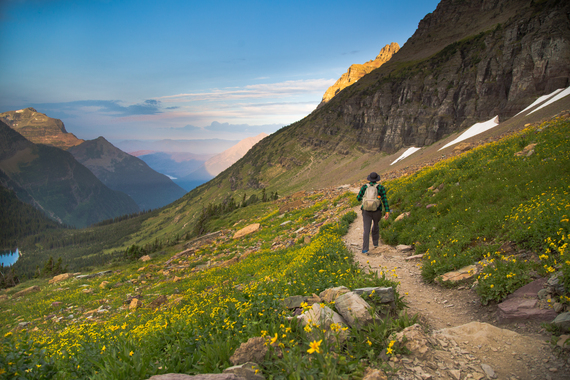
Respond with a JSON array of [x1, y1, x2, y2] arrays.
[[356, 182, 390, 212]]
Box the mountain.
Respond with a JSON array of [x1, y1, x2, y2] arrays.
[[0, 108, 84, 150], [319, 42, 400, 105], [0, 121, 140, 228], [208, 0, 570, 194], [204, 133, 268, 176], [136, 152, 212, 180], [173, 133, 268, 191], [67, 137, 187, 211]]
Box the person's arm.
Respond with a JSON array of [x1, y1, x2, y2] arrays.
[[356, 185, 367, 201], [378, 185, 390, 219]]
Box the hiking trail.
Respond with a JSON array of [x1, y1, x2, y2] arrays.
[[343, 204, 569, 380]]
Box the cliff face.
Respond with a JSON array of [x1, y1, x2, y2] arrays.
[[302, 0, 570, 153], [0, 108, 84, 150], [319, 43, 400, 105]]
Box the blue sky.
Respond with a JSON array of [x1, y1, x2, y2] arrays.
[[0, 0, 440, 142]]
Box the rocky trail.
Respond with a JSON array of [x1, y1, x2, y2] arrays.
[[343, 205, 570, 380]]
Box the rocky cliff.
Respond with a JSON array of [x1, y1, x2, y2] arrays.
[[301, 0, 570, 154], [215, 0, 570, 193], [0, 108, 84, 150], [319, 43, 400, 105]]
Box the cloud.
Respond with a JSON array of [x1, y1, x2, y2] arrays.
[[32, 99, 163, 117], [205, 121, 283, 134], [157, 78, 335, 103]]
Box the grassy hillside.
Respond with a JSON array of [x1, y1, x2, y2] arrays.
[[0, 190, 410, 379], [381, 113, 570, 304]]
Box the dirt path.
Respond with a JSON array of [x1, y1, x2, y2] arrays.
[[343, 204, 569, 380]]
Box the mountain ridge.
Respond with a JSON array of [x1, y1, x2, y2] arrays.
[[0, 108, 84, 150], [68, 137, 187, 210]]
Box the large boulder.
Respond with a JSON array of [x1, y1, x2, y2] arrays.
[[299, 303, 349, 343], [233, 224, 261, 239], [230, 337, 267, 366], [319, 286, 350, 303], [552, 312, 570, 333], [334, 291, 378, 328], [497, 278, 557, 322], [49, 273, 73, 284], [223, 362, 265, 380]]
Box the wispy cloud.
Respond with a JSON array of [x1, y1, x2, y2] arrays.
[[157, 79, 334, 103], [33, 99, 163, 117]]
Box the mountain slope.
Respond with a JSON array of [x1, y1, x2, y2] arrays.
[[214, 0, 570, 193], [68, 137, 187, 210], [0, 122, 140, 228], [0, 108, 84, 150]]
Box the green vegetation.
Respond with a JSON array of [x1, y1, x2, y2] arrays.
[[381, 115, 570, 305], [0, 191, 413, 379]]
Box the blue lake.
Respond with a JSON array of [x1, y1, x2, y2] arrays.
[[0, 248, 19, 267]]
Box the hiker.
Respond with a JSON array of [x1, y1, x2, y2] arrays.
[[356, 172, 390, 254]]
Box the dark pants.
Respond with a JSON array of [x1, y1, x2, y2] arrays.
[[362, 209, 382, 252]]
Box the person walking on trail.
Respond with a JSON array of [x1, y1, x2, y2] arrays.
[[356, 172, 390, 254]]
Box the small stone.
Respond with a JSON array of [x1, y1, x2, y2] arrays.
[[449, 369, 461, 380], [129, 298, 142, 310], [481, 364, 495, 378], [99, 281, 109, 289]]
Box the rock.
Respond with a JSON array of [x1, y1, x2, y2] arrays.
[[148, 295, 167, 309], [514, 143, 537, 157], [129, 298, 142, 310], [230, 337, 267, 366], [299, 303, 349, 343], [394, 212, 410, 222], [319, 286, 350, 303], [146, 374, 242, 380], [99, 281, 110, 289], [0, 294, 8, 302], [437, 265, 478, 284], [49, 273, 73, 284], [426, 204, 437, 209], [449, 369, 461, 380], [76, 274, 96, 280], [223, 362, 265, 380], [278, 200, 304, 213], [304, 236, 311, 244], [140, 255, 152, 262], [547, 272, 565, 295], [334, 291, 378, 328], [481, 364, 495, 378], [282, 295, 305, 309], [353, 287, 395, 304], [362, 368, 388, 380], [173, 276, 182, 282], [394, 324, 432, 360], [553, 302, 564, 313], [552, 312, 570, 332], [13, 285, 40, 298], [396, 244, 413, 253], [233, 223, 261, 239], [498, 278, 558, 322], [537, 288, 550, 300], [405, 254, 424, 261], [453, 142, 473, 154], [557, 334, 570, 350]]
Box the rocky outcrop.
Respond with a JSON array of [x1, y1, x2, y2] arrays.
[[319, 43, 400, 105], [0, 108, 84, 150], [302, 0, 570, 154]]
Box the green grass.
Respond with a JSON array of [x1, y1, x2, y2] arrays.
[[381, 115, 570, 304], [0, 190, 413, 379]]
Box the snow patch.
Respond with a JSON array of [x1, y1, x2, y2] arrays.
[[165, 174, 177, 180], [514, 88, 564, 117], [438, 116, 499, 151], [528, 86, 570, 115], [391, 147, 421, 165]]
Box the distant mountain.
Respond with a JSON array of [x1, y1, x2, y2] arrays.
[[0, 121, 140, 228], [114, 139, 239, 155], [319, 43, 400, 105], [68, 137, 187, 210], [0, 108, 84, 150], [204, 133, 268, 176], [173, 133, 268, 191], [136, 152, 212, 180]]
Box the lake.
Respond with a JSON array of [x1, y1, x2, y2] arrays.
[[0, 248, 19, 267]]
